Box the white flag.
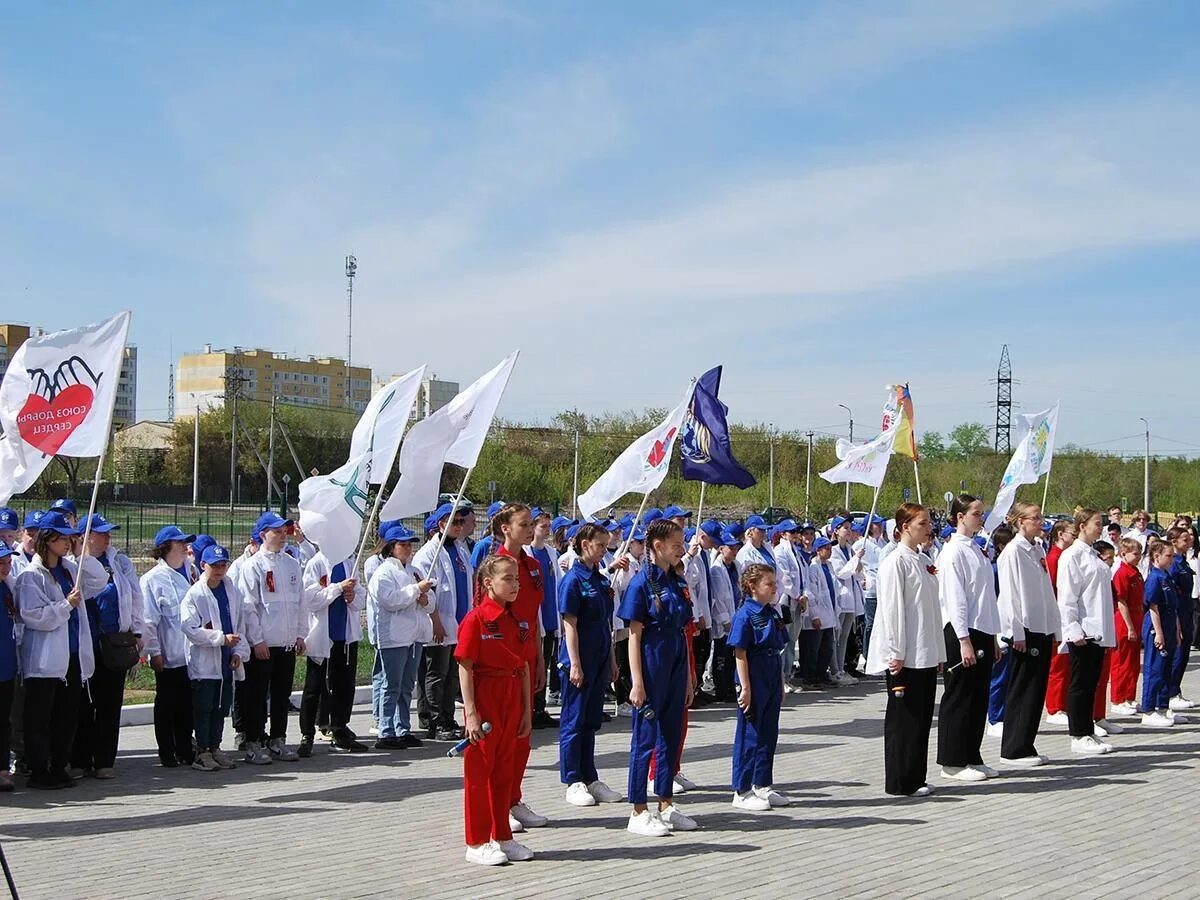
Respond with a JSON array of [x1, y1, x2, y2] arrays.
[[0, 311, 131, 505], [297, 365, 426, 561], [819, 425, 899, 489], [577, 380, 695, 520], [380, 352, 520, 521], [984, 403, 1060, 532]]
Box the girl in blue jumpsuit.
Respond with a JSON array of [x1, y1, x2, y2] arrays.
[[617, 519, 694, 836], [1141, 542, 1180, 722], [730, 563, 790, 810], [557, 523, 622, 806]]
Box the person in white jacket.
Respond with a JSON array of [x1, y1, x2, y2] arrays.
[[800, 538, 839, 688], [181, 544, 249, 772], [141, 525, 200, 769], [16, 512, 104, 790], [300, 547, 366, 755], [238, 511, 308, 765], [71, 514, 146, 780], [683, 520, 720, 705], [735, 515, 776, 576], [770, 520, 805, 687], [1057, 508, 1118, 755], [830, 517, 866, 685], [708, 526, 743, 702], [369, 524, 434, 750], [0, 541, 19, 792]]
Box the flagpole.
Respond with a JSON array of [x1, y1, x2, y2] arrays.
[[695, 481, 707, 524], [913, 459, 923, 505], [426, 467, 475, 585], [1041, 470, 1051, 512], [614, 490, 652, 561], [352, 479, 390, 577]]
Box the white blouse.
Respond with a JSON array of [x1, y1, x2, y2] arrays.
[[866, 544, 947, 674], [996, 533, 1061, 641], [1057, 539, 1116, 647], [936, 533, 1001, 638]]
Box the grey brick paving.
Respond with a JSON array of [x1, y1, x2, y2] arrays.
[[2, 666, 1197, 899]]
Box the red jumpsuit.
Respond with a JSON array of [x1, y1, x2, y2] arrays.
[[455, 596, 529, 846], [496, 545, 543, 807], [1045, 545, 1070, 715], [1110, 561, 1145, 705]]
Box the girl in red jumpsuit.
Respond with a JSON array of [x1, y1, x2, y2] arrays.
[[456, 555, 533, 866], [1044, 520, 1077, 724]]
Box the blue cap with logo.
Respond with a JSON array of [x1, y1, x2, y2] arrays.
[[78, 513, 120, 535], [377, 518, 402, 538], [720, 524, 744, 547], [37, 511, 75, 536], [154, 524, 195, 546], [663, 505, 692, 520], [424, 502, 456, 533], [0, 540, 13, 560], [254, 511, 293, 536], [201, 544, 231, 565], [813, 535, 833, 551], [22, 510, 45, 530], [744, 514, 769, 532], [830, 515, 850, 531], [643, 508, 664, 525], [0, 508, 17, 532], [191, 534, 216, 566], [49, 498, 77, 517], [487, 501, 506, 519], [775, 518, 799, 534], [699, 519, 723, 541], [383, 523, 420, 543], [551, 515, 573, 533]]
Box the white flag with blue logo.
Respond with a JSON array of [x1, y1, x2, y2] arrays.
[[984, 402, 1060, 533]]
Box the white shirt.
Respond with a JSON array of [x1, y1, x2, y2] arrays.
[[833, 544, 866, 615], [852, 535, 887, 597], [683, 547, 712, 624], [707, 556, 738, 637], [1057, 539, 1117, 647], [803, 559, 837, 627], [936, 533, 1001, 638], [368, 557, 434, 649], [866, 544, 946, 674], [996, 533, 1061, 642]]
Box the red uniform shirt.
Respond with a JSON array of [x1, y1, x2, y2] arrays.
[[497, 544, 542, 663], [455, 596, 528, 676], [1047, 544, 1064, 594], [1112, 560, 1146, 630]]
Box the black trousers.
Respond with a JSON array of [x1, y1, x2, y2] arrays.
[[0, 678, 12, 767], [300, 641, 358, 738], [937, 625, 995, 767], [72, 653, 128, 770], [24, 655, 82, 776], [9, 675, 24, 762], [153, 666, 194, 763], [416, 643, 457, 731], [1068, 641, 1106, 738], [613, 638, 632, 705], [693, 627, 711, 688], [1001, 631, 1053, 760], [884, 666, 937, 796], [245, 647, 297, 742], [231, 678, 248, 737], [536, 633, 558, 713], [798, 628, 834, 684], [845, 614, 865, 672], [711, 636, 736, 701]]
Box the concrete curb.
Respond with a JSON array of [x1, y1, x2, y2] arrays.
[[119, 683, 374, 727]]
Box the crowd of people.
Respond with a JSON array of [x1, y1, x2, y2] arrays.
[[0, 495, 1195, 867]]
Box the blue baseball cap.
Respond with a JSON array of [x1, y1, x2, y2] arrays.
[[1042, 520, 1053, 533], [154, 524, 195, 546], [566, 523, 584, 541], [851, 518, 866, 534], [699, 519, 722, 541], [254, 511, 293, 536], [684, 526, 697, 543], [813, 535, 833, 551], [940, 524, 954, 539], [617, 513, 636, 528], [719, 525, 744, 547], [78, 513, 120, 535], [830, 516, 850, 531], [487, 501, 506, 518], [0, 541, 13, 560], [643, 508, 664, 525], [424, 502, 455, 533], [36, 511, 75, 536], [49, 498, 77, 517], [201, 544, 231, 565], [530, 506, 548, 520], [22, 510, 45, 530], [377, 518, 402, 538], [775, 519, 799, 534], [603, 518, 622, 533], [622, 525, 647, 542], [799, 521, 817, 532], [382, 523, 419, 543], [191, 534, 216, 564], [663, 505, 692, 519], [744, 514, 768, 532], [550, 515, 573, 533], [0, 508, 18, 532]]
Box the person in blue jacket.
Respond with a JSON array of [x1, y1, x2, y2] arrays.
[[729, 562, 790, 811], [0, 541, 17, 791], [470, 500, 507, 568], [558, 522, 623, 809], [618, 519, 696, 837], [1166, 527, 1196, 710], [1141, 541, 1182, 726]]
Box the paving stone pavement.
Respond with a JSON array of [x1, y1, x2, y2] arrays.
[[3, 665, 1198, 900]]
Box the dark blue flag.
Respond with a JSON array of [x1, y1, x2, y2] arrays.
[[679, 366, 756, 488]]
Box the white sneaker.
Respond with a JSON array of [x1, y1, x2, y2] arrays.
[[509, 802, 548, 828], [837, 672, 859, 685], [210, 749, 237, 770], [673, 772, 697, 793], [267, 737, 299, 761], [465, 841, 508, 866], [369, 725, 380, 736], [753, 785, 790, 807], [616, 702, 634, 718], [587, 780, 622, 803], [507, 814, 525, 834], [244, 742, 273, 766], [1095, 719, 1124, 736], [985, 721, 1004, 738], [911, 785, 934, 797], [191, 752, 220, 772], [1141, 711, 1174, 728], [1045, 711, 1069, 726], [498, 839, 534, 862], [1071, 735, 1113, 755], [970, 763, 1000, 779], [1169, 696, 1196, 711], [627, 809, 671, 837], [857, 654, 867, 672], [941, 766, 987, 782], [659, 804, 698, 831], [565, 782, 597, 807], [1000, 755, 1045, 768], [732, 790, 771, 811], [1110, 701, 1139, 718]]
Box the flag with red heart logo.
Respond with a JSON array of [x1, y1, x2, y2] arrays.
[[0, 311, 131, 504], [577, 379, 696, 520]]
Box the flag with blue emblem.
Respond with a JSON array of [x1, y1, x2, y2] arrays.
[[679, 366, 756, 489]]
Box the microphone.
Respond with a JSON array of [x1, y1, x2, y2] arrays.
[[447, 722, 492, 757], [947, 649, 986, 672], [1000, 635, 1040, 657]]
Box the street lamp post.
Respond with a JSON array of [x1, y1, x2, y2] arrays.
[[191, 393, 200, 507], [805, 431, 814, 521], [768, 423, 775, 510], [1139, 417, 1150, 512], [837, 404, 853, 510]]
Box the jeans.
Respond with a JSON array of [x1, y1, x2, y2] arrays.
[[832, 613, 856, 676], [371, 650, 383, 723], [192, 675, 233, 750], [379, 644, 423, 737], [863, 596, 878, 660]]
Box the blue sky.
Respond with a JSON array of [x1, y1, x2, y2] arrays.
[[2, 0, 1199, 458]]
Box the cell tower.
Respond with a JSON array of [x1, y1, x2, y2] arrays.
[[167, 362, 175, 422], [994, 344, 1012, 453], [345, 254, 356, 408]]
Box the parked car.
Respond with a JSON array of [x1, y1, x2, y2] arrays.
[[758, 507, 796, 526]]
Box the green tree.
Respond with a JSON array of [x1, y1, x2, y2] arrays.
[[948, 422, 991, 460], [918, 430, 946, 461]]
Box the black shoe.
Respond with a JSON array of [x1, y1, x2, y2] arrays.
[[318, 726, 332, 739], [52, 769, 76, 788], [159, 756, 179, 768], [600, 711, 612, 722], [27, 772, 63, 790], [331, 735, 368, 753], [288, 700, 301, 713], [374, 737, 405, 750], [532, 711, 559, 729], [235, 733, 247, 752], [400, 733, 424, 749], [13, 757, 30, 777], [298, 737, 313, 759], [436, 727, 464, 742]]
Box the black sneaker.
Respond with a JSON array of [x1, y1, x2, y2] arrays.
[[436, 727, 464, 742], [331, 731, 368, 753], [532, 711, 559, 729], [373, 737, 405, 750], [27, 772, 62, 790], [400, 734, 424, 749], [159, 756, 179, 768], [52, 769, 76, 788], [12, 757, 30, 776], [298, 737, 314, 759]]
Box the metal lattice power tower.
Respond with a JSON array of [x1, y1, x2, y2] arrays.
[[994, 345, 1012, 453]]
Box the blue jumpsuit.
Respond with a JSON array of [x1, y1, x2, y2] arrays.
[[1169, 554, 1194, 698], [617, 564, 691, 804], [1142, 567, 1179, 712], [557, 561, 614, 786], [729, 598, 788, 794]]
